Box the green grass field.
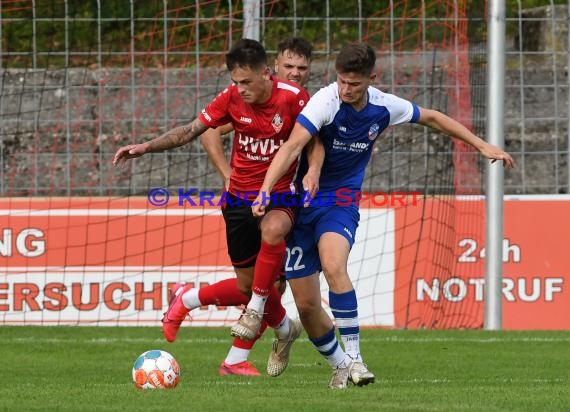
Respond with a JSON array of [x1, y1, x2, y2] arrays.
[[1, 326, 569, 411]]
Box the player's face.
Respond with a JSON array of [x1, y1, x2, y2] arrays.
[[230, 66, 272, 105], [336, 72, 376, 110], [274, 51, 310, 86]]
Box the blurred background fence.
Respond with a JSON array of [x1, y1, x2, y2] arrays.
[[1, 0, 568, 196], [2, 1, 570, 329]]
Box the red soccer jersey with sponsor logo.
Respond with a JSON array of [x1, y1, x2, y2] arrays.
[[198, 76, 309, 195]]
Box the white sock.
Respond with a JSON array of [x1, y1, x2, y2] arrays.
[[347, 352, 363, 363], [332, 351, 351, 369], [246, 292, 268, 314], [342, 335, 363, 362], [273, 315, 290, 339], [336, 354, 352, 369], [224, 346, 250, 365], [181, 288, 201, 310]]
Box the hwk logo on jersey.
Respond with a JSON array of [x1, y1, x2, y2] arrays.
[[368, 123, 380, 140], [271, 114, 284, 133]]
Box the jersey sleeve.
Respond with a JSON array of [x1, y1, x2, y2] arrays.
[[198, 85, 233, 128], [296, 84, 338, 136], [382, 92, 420, 126], [295, 88, 311, 117]]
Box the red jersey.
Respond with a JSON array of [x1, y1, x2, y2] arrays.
[[198, 76, 309, 195]]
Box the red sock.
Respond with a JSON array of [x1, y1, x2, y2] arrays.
[[198, 278, 249, 306], [232, 320, 269, 349], [252, 240, 286, 296], [262, 286, 287, 328]]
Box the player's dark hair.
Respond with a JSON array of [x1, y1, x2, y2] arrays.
[[335, 42, 376, 76], [226, 38, 268, 71], [277, 37, 313, 60]]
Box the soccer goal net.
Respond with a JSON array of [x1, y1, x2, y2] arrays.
[[1, 0, 487, 328]]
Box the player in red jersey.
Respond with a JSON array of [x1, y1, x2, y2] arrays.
[[198, 37, 313, 376], [113, 38, 309, 376]]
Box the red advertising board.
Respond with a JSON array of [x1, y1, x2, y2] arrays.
[[1, 196, 569, 329], [394, 197, 570, 330]]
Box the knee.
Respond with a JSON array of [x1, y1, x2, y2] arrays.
[[321, 263, 351, 291], [321, 258, 342, 277], [260, 217, 289, 244], [262, 227, 285, 244]]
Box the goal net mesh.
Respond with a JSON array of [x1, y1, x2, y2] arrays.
[[1, 0, 486, 327]]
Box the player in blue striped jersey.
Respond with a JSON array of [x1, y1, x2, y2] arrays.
[[252, 42, 514, 389]]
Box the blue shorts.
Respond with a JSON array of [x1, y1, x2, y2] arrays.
[[285, 205, 360, 279]]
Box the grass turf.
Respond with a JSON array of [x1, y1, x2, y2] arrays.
[[1, 326, 569, 411]]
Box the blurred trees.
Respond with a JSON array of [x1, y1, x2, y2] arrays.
[[1, 0, 567, 68]]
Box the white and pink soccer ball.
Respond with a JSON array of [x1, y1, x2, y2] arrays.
[[132, 349, 180, 389]]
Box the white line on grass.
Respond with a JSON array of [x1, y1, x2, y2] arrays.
[[370, 336, 570, 343], [398, 377, 566, 384], [3, 335, 570, 345]]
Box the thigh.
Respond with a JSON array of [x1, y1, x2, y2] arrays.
[[314, 205, 360, 247], [284, 209, 322, 280], [318, 232, 353, 292], [315, 206, 360, 292], [222, 198, 260, 268]]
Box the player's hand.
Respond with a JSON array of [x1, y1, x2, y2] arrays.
[[113, 143, 148, 168], [302, 169, 320, 207], [252, 192, 267, 217], [223, 175, 231, 192], [480, 143, 515, 168]]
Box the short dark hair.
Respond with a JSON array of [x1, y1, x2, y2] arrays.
[[277, 37, 313, 60], [335, 42, 376, 76], [226, 38, 267, 71]]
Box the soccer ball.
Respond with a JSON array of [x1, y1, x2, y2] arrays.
[[132, 349, 180, 389]]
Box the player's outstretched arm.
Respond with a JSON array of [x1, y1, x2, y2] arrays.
[[252, 122, 313, 216], [200, 123, 234, 190], [113, 118, 209, 168], [301, 134, 325, 206], [417, 107, 515, 168]]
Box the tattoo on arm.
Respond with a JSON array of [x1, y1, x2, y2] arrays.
[[148, 118, 208, 152]]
